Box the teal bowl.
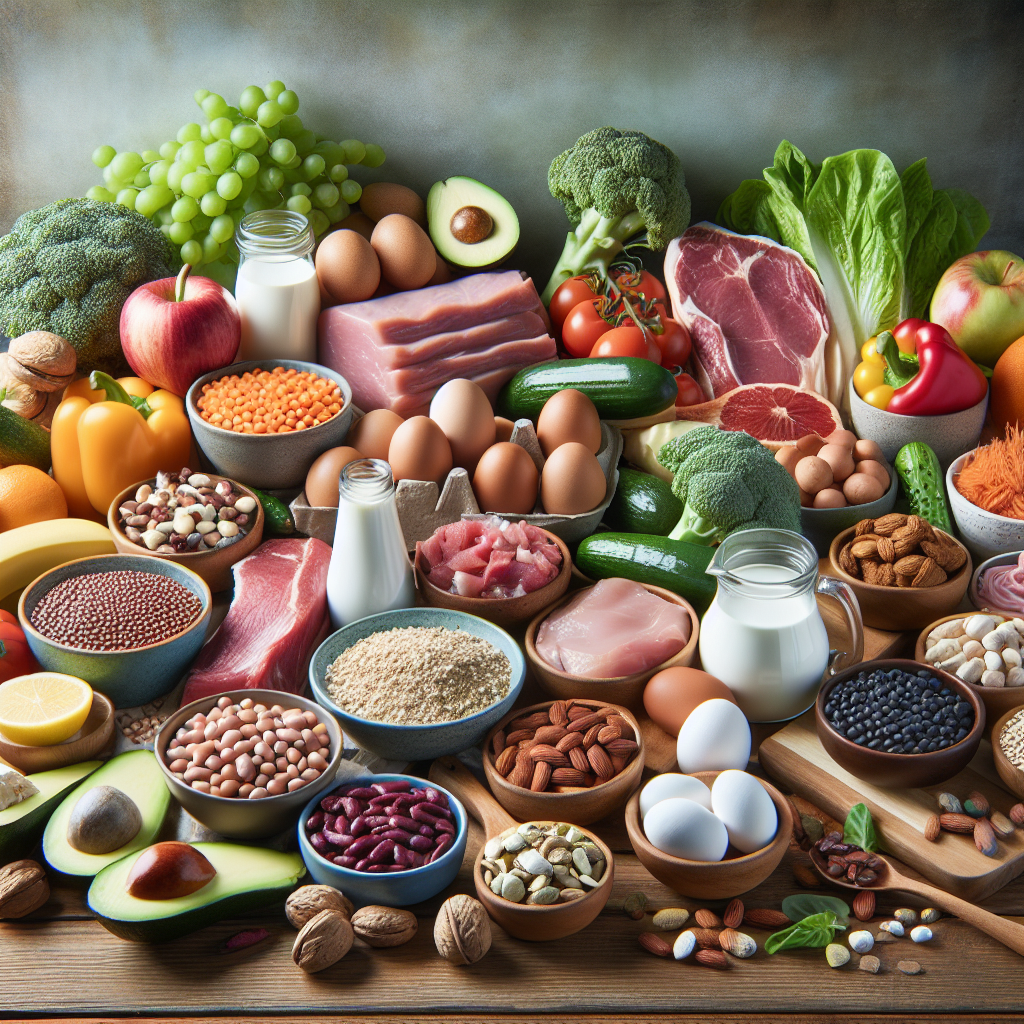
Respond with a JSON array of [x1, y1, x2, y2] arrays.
[[309, 608, 525, 760], [18, 554, 211, 709]]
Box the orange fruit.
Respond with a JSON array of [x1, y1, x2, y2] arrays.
[[0, 465, 69, 533], [991, 334, 1024, 435]]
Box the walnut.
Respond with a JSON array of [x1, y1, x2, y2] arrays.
[[434, 894, 492, 965], [351, 905, 418, 947], [285, 884, 354, 929], [875, 562, 897, 587], [7, 331, 77, 388], [0, 859, 49, 919], [292, 909, 353, 973]]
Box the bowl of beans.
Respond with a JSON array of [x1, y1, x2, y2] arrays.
[[185, 359, 354, 490], [155, 689, 343, 840], [814, 658, 986, 788], [18, 554, 212, 708], [298, 773, 468, 907]]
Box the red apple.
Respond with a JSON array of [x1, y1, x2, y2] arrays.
[[120, 264, 240, 396], [930, 250, 1024, 367]]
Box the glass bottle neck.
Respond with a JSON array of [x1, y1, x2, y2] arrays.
[[235, 210, 314, 260], [339, 459, 396, 505]]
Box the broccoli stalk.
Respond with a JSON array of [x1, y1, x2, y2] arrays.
[[541, 127, 691, 305]]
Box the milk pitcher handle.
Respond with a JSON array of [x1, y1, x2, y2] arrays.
[[817, 575, 864, 675]]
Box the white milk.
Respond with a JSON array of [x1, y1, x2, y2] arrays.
[[234, 255, 320, 362]]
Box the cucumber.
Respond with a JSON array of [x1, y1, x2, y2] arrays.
[[575, 532, 717, 613], [497, 358, 677, 422], [894, 442, 953, 533], [0, 393, 51, 471], [604, 468, 683, 536], [250, 488, 295, 535]]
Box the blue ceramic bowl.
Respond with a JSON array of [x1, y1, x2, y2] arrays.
[[297, 772, 468, 907], [309, 607, 525, 761], [18, 554, 211, 709]]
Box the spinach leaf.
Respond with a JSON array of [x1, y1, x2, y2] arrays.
[[781, 894, 851, 925], [765, 911, 842, 954], [843, 802, 879, 852]]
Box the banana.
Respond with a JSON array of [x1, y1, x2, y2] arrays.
[[0, 519, 115, 601]]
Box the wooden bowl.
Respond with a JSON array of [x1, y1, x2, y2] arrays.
[[429, 756, 613, 941], [815, 658, 986, 788], [827, 526, 972, 630], [524, 584, 699, 710], [991, 705, 1024, 800], [624, 770, 792, 899], [482, 699, 644, 825], [414, 530, 572, 628], [0, 691, 115, 773]]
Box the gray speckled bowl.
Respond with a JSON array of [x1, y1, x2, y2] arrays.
[[849, 379, 988, 468], [949, 452, 1024, 561], [800, 468, 898, 557], [309, 607, 525, 760], [18, 554, 211, 708], [969, 551, 1024, 614], [186, 358, 354, 490]]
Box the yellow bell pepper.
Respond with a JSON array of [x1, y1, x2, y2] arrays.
[[51, 373, 192, 519]]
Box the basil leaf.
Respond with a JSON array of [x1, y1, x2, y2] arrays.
[[781, 894, 850, 925], [843, 802, 879, 852], [766, 911, 839, 954]]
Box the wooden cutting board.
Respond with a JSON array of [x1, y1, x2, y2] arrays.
[[759, 711, 1024, 901]]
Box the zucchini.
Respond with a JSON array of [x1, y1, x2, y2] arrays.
[[575, 532, 717, 613], [894, 442, 953, 533], [604, 468, 683, 536], [497, 358, 677, 422], [0, 392, 51, 471], [250, 487, 295, 535]]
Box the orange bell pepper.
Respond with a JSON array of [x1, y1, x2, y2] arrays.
[[51, 373, 192, 519]]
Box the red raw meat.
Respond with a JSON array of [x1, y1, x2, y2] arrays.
[[182, 538, 332, 705], [675, 383, 842, 450]]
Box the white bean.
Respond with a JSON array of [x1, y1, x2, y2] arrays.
[[195, 520, 218, 535], [982, 630, 1005, 651], [1007, 666, 1024, 686], [956, 658, 985, 684], [141, 529, 164, 550], [217, 520, 239, 538], [965, 615, 997, 640], [981, 669, 1006, 687], [938, 652, 967, 672], [962, 639, 986, 660], [1003, 647, 1022, 669], [925, 638, 962, 663], [985, 650, 1005, 672], [234, 495, 257, 514], [930, 618, 966, 641]]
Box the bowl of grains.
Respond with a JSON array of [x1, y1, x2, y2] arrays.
[[309, 607, 525, 761], [18, 554, 212, 708], [992, 705, 1024, 800], [186, 359, 354, 490]]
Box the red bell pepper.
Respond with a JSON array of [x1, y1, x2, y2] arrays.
[[0, 610, 41, 683]]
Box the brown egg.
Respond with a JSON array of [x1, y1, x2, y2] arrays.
[[826, 428, 858, 450], [796, 433, 825, 456], [643, 667, 737, 738], [536, 389, 602, 456], [388, 416, 453, 488], [473, 442, 538, 514], [335, 211, 376, 241], [494, 416, 515, 443], [813, 487, 848, 509], [315, 229, 380, 304], [428, 378, 496, 472], [359, 183, 427, 226], [794, 455, 832, 494], [856, 459, 891, 488], [304, 446, 363, 508], [347, 409, 404, 461], [427, 250, 452, 286], [853, 438, 885, 463], [799, 488, 815, 508], [775, 444, 802, 478], [541, 441, 606, 515], [816, 443, 855, 483], [843, 472, 886, 505], [371, 214, 437, 291]]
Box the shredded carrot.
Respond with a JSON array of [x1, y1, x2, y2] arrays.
[[954, 425, 1024, 520]]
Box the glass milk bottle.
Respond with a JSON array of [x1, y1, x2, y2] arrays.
[[698, 528, 863, 722], [233, 210, 320, 362], [327, 459, 415, 627]]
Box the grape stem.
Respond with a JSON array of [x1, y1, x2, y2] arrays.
[[175, 263, 192, 302]]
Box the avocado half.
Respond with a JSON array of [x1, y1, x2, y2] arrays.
[[43, 750, 170, 880], [0, 761, 101, 862], [426, 176, 519, 268], [88, 842, 305, 943]]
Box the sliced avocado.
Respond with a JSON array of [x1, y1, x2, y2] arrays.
[[43, 751, 169, 880], [426, 176, 519, 268], [0, 761, 101, 862], [88, 842, 305, 942]]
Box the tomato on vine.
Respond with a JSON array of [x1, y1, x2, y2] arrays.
[[590, 324, 660, 362], [562, 297, 614, 357], [611, 266, 667, 303], [549, 274, 600, 331], [674, 372, 705, 407], [653, 318, 691, 368]]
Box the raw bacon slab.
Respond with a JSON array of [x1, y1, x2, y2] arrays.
[[182, 538, 331, 705]]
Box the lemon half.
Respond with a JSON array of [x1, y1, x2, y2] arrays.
[[0, 673, 94, 746]]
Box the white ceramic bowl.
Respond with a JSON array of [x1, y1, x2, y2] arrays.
[[947, 453, 1024, 562], [800, 468, 898, 557], [969, 550, 1024, 613]]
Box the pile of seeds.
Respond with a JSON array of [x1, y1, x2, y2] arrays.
[[999, 709, 1024, 771], [922, 787, 1023, 857], [324, 626, 511, 725]]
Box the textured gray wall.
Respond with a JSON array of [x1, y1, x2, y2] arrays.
[[0, 0, 1021, 285]]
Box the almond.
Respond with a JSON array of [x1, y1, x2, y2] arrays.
[[568, 746, 591, 773], [964, 791, 991, 817], [912, 557, 947, 589], [566, 704, 592, 721], [875, 562, 897, 587], [872, 513, 907, 536], [1010, 803, 1024, 826], [505, 728, 534, 745], [494, 745, 518, 778], [876, 535, 897, 564], [939, 812, 976, 834], [507, 749, 534, 789], [924, 813, 941, 842], [851, 538, 879, 559], [893, 554, 926, 576], [603, 737, 639, 755], [532, 724, 567, 746], [529, 744, 570, 767], [694, 908, 722, 928], [694, 948, 729, 970], [566, 710, 605, 733], [990, 811, 1016, 837], [596, 724, 621, 745], [722, 899, 744, 929], [555, 732, 584, 753], [691, 927, 721, 949], [719, 928, 756, 958], [490, 730, 506, 757], [852, 891, 876, 922], [586, 744, 614, 778], [974, 817, 997, 857], [548, 700, 569, 727], [583, 723, 605, 748], [530, 760, 552, 793], [508, 712, 551, 732], [792, 862, 821, 888], [854, 518, 877, 537], [742, 908, 791, 929], [637, 932, 672, 957], [550, 767, 588, 786], [921, 534, 966, 573], [839, 542, 860, 578], [606, 714, 635, 741]]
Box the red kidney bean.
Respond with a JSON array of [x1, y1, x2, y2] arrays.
[[391, 793, 417, 810], [333, 816, 350, 835], [354, 858, 372, 871], [367, 839, 395, 863], [334, 855, 357, 868], [319, 795, 343, 813], [423, 787, 448, 807], [389, 815, 420, 832], [408, 834, 434, 852], [365, 864, 390, 873], [346, 787, 378, 799], [379, 828, 414, 844], [411, 802, 451, 823], [309, 832, 329, 854], [340, 797, 363, 819], [429, 835, 454, 862], [305, 811, 324, 833], [364, 815, 392, 829], [323, 830, 355, 849], [434, 818, 456, 836], [346, 835, 381, 858], [373, 780, 412, 794], [418, 825, 435, 838], [350, 816, 370, 836], [393, 844, 413, 867], [368, 794, 393, 808]]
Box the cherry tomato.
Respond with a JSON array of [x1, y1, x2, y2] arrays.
[[549, 276, 598, 331], [674, 372, 705, 407], [562, 297, 613, 357], [590, 324, 657, 361], [612, 267, 667, 302], [0, 619, 41, 683], [654, 318, 692, 368], [853, 360, 885, 397]]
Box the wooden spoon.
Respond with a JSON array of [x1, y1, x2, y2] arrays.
[[428, 755, 519, 838], [809, 846, 1024, 956]]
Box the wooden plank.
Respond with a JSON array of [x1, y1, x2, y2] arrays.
[[11, 1017, 1024, 1024]]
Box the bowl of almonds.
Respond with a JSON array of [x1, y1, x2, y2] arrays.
[[828, 515, 972, 630]]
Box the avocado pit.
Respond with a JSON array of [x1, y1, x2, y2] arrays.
[[67, 785, 142, 855], [125, 841, 217, 901], [450, 206, 493, 245]]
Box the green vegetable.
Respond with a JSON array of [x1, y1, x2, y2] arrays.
[[0, 389, 53, 471], [250, 488, 294, 535], [893, 443, 952, 533], [877, 331, 919, 389], [541, 127, 691, 303], [604, 468, 684, 536], [843, 802, 879, 852], [766, 911, 845, 954], [656, 425, 801, 545], [781, 894, 850, 925]]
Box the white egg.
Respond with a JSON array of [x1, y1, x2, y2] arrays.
[[676, 698, 752, 774], [643, 797, 729, 862], [710, 769, 779, 854], [639, 773, 713, 818]]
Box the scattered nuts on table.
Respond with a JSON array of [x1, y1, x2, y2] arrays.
[[897, 960, 924, 975], [910, 925, 933, 943], [743, 908, 792, 929], [852, 891, 876, 921], [893, 908, 917, 926], [434, 894, 492, 965], [719, 928, 757, 959], [694, 948, 729, 970], [879, 920, 904, 937], [291, 908, 354, 973], [920, 908, 941, 925], [638, 932, 673, 957], [826, 943, 850, 968], [722, 899, 745, 929], [673, 930, 696, 960], [694, 908, 722, 928], [622, 891, 649, 920], [0, 859, 49, 919], [350, 905, 418, 947], [848, 930, 874, 954], [859, 954, 881, 974], [285, 884, 354, 929], [652, 907, 690, 930]]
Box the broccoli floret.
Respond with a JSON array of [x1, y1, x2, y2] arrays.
[[541, 127, 691, 304], [657, 426, 801, 545], [0, 198, 176, 374]]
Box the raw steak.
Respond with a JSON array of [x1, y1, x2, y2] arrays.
[[665, 223, 831, 400], [182, 538, 332, 704]]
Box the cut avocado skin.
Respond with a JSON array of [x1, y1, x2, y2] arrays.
[[43, 750, 170, 880], [88, 842, 306, 943], [0, 761, 101, 862], [426, 176, 520, 268]]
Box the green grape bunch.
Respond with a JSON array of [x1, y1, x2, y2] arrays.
[[86, 79, 384, 287]]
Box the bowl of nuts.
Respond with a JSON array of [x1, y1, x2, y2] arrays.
[[107, 470, 264, 593], [828, 515, 972, 630]]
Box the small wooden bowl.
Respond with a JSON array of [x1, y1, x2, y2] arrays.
[[828, 526, 972, 631], [524, 584, 699, 710], [991, 705, 1024, 800], [624, 770, 792, 899], [414, 530, 572, 628], [0, 691, 115, 774], [482, 699, 644, 825], [107, 474, 264, 593]]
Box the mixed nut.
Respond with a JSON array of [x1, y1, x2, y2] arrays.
[[922, 787, 1022, 857], [838, 515, 966, 588], [923, 614, 1024, 687]]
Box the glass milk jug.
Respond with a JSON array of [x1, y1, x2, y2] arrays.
[[698, 529, 863, 723]]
